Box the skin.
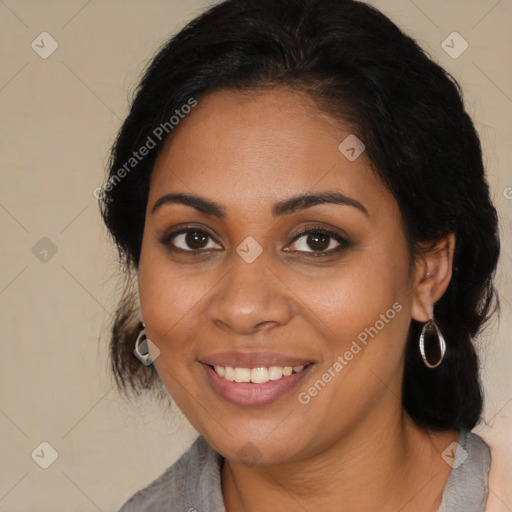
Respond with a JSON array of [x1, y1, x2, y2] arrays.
[[137, 87, 458, 511]]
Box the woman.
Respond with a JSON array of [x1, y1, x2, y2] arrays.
[[100, 0, 500, 510]]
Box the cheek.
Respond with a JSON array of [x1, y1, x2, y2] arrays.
[[290, 257, 411, 423], [137, 256, 211, 412], [138, 249, 221, 371], [292, 247, 412, 405], [292, 250, 408, 341]]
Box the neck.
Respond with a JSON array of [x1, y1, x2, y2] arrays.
[[221, 402, 457, 512]]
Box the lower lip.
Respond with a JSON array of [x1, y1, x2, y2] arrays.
[[201, 363, 314, 407]]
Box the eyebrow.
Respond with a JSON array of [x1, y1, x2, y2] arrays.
[[151, 191, 368, 217]]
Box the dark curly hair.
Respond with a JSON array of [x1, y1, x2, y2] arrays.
[[100, 0, 500, 430]]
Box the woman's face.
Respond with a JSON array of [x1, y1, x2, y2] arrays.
[[138, 88, 423, 464]]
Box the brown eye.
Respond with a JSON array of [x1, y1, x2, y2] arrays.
[[286, 228, 350, 256], [305, 232, 331, 251], [165, 229, 222, 252], [184, 231, 208, 249]]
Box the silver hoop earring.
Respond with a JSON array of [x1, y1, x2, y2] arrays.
[[134, 322, 153, 366], [419, 317, 446, 368]]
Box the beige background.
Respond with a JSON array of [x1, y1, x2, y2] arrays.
[[0, 0, 510, 510]]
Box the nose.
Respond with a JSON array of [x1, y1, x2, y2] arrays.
[[207, 252, 295, 335]]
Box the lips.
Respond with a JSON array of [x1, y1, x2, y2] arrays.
[[199, 350, 316, 406]]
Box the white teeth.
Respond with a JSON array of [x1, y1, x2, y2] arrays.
[[234, 368, 251, 382], [224, 366, 235, 381], [251, 367, 269, 383], [269, 366, 283, 380], [213, 364, 307, 383]]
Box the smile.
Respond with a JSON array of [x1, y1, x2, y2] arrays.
[[202, 362, 315, 406], [212, 364, 307, 384]]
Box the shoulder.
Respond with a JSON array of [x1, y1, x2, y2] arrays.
[[439, 428, 491, 512], [115, 436, 225, 512]]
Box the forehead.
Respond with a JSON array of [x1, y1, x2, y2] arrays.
[[149, 87, 392, 218]]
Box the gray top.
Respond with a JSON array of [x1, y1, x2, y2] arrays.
[[116, 428, 490, 512], [438, 428, 491, 512]]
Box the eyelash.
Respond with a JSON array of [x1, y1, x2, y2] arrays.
[[160, 224, 351, 258]]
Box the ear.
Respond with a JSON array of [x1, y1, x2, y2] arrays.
[[411, 233, 456, 323]]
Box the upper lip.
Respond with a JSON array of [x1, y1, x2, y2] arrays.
[[200, 350, 314, 369]]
